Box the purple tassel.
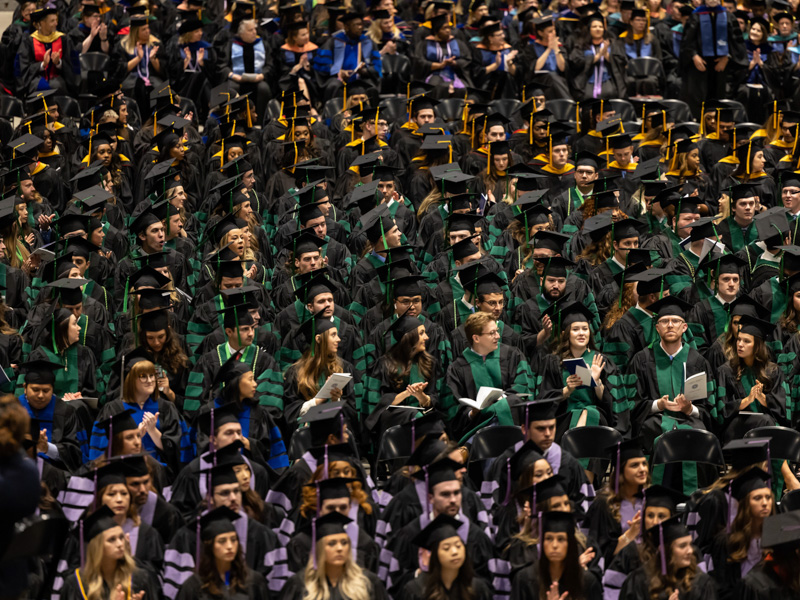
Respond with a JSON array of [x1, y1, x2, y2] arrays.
[[411, 420, 416, 452], [210, 409, 216, 453], [108, 422, 113, 459], [79, 520, 85, 567], [614, 441, 621, 495], [766, 444, 773, 490], [726, 485, 733, 533], [424, 467, 430, 514], [195, 516, 201, 570], [315, 482, 320, 516], [312, 517, 318, 569], [638, 488, 646, 543], [503, 459, 512, 506], [323, 445, 329, 480], [537, 511, 543, 549], [658, 522, 667, 575]]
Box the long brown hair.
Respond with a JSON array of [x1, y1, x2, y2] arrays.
[[603, 281, 637, 331], [300, 461, 373, 518], [198, 533, 249, 595], [729, 335, 775, 388], [555, 321, 599, 356], [293, 328, 344, 401], [727, 488, 774, 562], [425, 538, 475, 600], [779, 291, 800, 335], [137, 326, 189, 373], [381, 327, 434, 389], [643, 536, 699, 600], [537, 526, 585, 600], [577, 234, 613, 266], [123, 360, 161, 403], [0, 394, 28, 458]]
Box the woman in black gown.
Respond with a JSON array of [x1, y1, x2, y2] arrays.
[[175, 506, 270, 600], [619, 514, 719, 600], [401, 514, 492, 600]]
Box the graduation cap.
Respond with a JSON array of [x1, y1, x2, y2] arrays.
[[754, 206, 790, 247], [738, 314, 773, 340], [7, 134, 43, 158], [300, 403, 347, 446], [298, 309, 337, 354], [731, 467, 771, 501], [647, 514, 689, 574], [118, 454, 149, 478], [608, 133, 634, 150], [212, 354, 251, 393], [30, 6, 57, 21], [641, 484, 687, 515], [446, 212, 483, 234], [199, 506, 240, 542], [81, 505, 118, 543], [72, 186, 113, 212], [137, 307, 170, 333], [762, 511, 800, 549], [541, 511, 575, 534], [390, 274, 425, 299], [517, 400, 558, 426], [308, 512, 353, 550], [730, 183, 759, 202], [685, 216, 719, 242], [401, 412, 445, 449], [129, 266, 171, 290], [293, 272, 337, 305], [96, 408, 138, 437], [196, 402, 241, 437], [778, 245, 800, 272], [723, 438, 770, 471], [411, 457, 462, 489], [534, 256, 575, 279], [306, 476, 357, 506], [554, 302, 595, 330], [429, 13, 451, 31], [728, 294, 768, 320], [473, 271, 505, 297], [219, 303, 255, 330], [698, 252, 746, 278], [648, 295, 693, 320], [531, 230, 569, 254], [411, 514, 463, 550], [130, 208, 162, 236], [574, 151, 601, 171], [627, 267, 669, 296], [47, 277, 87, 306], [360, 204, 396, 244], [386, 313, 423, 345], [607, 438, 645, 492], [132, 251, 170, 271], [287, 229, 325, 256], [406, 437, 448, 468], [447, 237, 480, 262], [19, 359, 62, 386], [346, 181, 382, 212]]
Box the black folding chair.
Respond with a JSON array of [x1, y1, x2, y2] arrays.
[[373, 424, 413, 487]]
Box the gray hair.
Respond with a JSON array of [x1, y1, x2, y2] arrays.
[[237, 19, 257, 35]]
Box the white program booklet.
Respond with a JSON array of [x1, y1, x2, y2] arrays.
[[457, 387, 505, 411], [683, 369, 707, 402], [316, 373, 353, 399]]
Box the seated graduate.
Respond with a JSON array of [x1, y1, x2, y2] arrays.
[[89, 350, 192, 472], [716, 315, 791, 442], [279, 512, 388, 600], [739, 511, 800, 600], [602, 485, 688, 600], [511, 511, 603, 600], [175, 506, 271, 600], [59, 506, 158, 600], [708, 468, 774, 600], [17, 359, 87, 471], [584, 439, 648, 567], [401, 514, 493, 600], [364, 311, 442, 436], [619, 514, 719, 600], [288, 477, 380, 573], [283, 309, 359, 435]]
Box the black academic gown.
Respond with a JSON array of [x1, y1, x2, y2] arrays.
[[738, 560, 798, 600], [60, 568, 157, 600], [715, 363, 789, 441], [619, 565, 719, 600], [286, 527, 380, 573], [402, 573, 493, 600], [175, 569, 271, 600], [708, 530, 762, 600], [511, 563, 603, 600], [279, 570, 388, 600]]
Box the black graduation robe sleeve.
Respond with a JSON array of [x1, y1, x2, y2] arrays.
[[738, 563, 794, 600], [583, 494, 623, 569]]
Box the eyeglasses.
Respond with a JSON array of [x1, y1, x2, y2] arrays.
[[481, 329, 501, 337], [481, 300, 504, 309], [657, 318, 685, 327], [138, 373, 157, 381], [396, 298, 422, 306]]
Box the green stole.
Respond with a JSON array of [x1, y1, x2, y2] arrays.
[[216, 343, 258, 371], [646, 213, 666, 235], [43, 346, 80, 395], [605, 257, 625, 276], [566, 187, 583, 218], [741, 369, 760, 413], [561, 350, 601, 426], [461, 348, 515, 440], [769, 278, 788, 324], [629, 306, 657, 347], [651, 343, 698, 494], [708, 296, 730, 341], [664, 228, 684, 258], [726, 217, 757, 252], [740, 368, 785, 496]]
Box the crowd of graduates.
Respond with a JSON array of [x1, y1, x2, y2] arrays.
[[5, 0, 800, 598]]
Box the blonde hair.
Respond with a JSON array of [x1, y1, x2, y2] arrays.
[[123, 22, 160, 54], [304, 536, 371, 600], [79, 528, 138, 600], [367, 18, 399, 44]]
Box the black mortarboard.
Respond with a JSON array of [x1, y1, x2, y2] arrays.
[[199, 506, 240, 542], [300, 403, 347, 446], [723, 438, 770, 471], [541, 511, 575, 534], [738, 314, 773, 340], [755, 206, 790, 246], [47, 277, 86, 306], [288, 230, 326, 255], [361, 204, 396, 244], [556, 301, 595, 329], [310, 511, 353, 543], [82, 505, 118, 542], [20, 359, 62, 386], [628, 267, 669, 296], [411, 514, 463, 550], [648, 295, 693, 320], [411, 457, 462, 488], [532, 230, 569, 253], [731, 467, 771, 501], [96, 409, 138, 435], [517, 400, 558, 425], [686, 216, 718, 242], [197, 402, 241, 436], [762, 511, 800, 549], [642, 485, 686, 513], [448, 237, 480, 262]]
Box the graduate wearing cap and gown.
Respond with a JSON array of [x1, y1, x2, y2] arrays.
[[286, 477, 381, 573], [389, 95, 439, 165], [411, 14, 475, 91], [738, 511, 800, 600], [602, 485, 688, 600], [280, 511, 388, 600], [58, 506, 159, 600], [162, 460, 287, 599], [194, 359, 289, 471], [281, 310, 360, 434], [363, 313, 446, 435], [716, 184, 761, 253], [17, 359, 87, 471], [586, 217, 644, 300], [174, 506, 272, 600], [537, 302, 630, 439], [185, 304, 283, 418], [626, 296, 715, 452], [618, 514, 717, 600], [511, 511, 603, 600], [17, 7, 80, 95], [715, 315, 791, 441], [707, 468, 774, 600], [26, 307, 100, 403], [740, 208, 796, 291], [384, 459, 495, 596], [401, 514, 493, 600]]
